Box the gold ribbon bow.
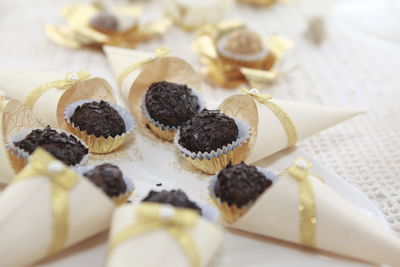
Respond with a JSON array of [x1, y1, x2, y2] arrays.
[[241, 88, 298, 147], [110, 203, 201, 267], [287, 158, 317, 248], [24, 70, 91, 110], [117, 47, 171, 87], [13, 148, 80, 255]]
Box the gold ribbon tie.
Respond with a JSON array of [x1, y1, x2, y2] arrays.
[[110, 203, 201, 267], [287, 158, 317, 248], [241, 88, 297, 147], [24, 70, 91, 110], [13, 148, 80, 255], [117, 47, 171, 87]]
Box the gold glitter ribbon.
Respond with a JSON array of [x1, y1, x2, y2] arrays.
[[117, 47, 171, 87], [287, 158, 317, 248], [241, 88, 297, 147], [24, 70, 91, 110], [12, 148, 80, 255], [109, 203, 200, 267]]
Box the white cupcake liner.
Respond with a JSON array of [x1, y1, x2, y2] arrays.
[[64, 99, 136, 139], [217, 32, 269, 63], [74, 165, 135, 199], [7, 127, 89, 167], [141, 86, 206, 132], [174, 117, 251, 161]]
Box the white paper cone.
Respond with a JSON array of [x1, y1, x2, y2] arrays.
[[106, 204, 223, 267], [228, 174, 400, 266], [162, 0, 232, 30], [0, 70, 115, 128], [0, 155, 116, 266], [219, 94, 363, 163], [0, 98, 43, 183], [103, 46, 201, 120]]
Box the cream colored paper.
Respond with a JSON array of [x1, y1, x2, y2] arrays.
[[0, 168, 115, 266], [228, 172, 400, 266], [0, 70, 115, 129], [219, 93, 363, 163], [162, 0, 232, 30], [104, 46, 201, 122], [0, 98, 43, 183], [106, 204, 223, 267]]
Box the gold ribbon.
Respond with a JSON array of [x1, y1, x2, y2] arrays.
[[287, 158, 317, 248], [109, 203, 201, 267], [117, 47, 171, 87], [241, 88, 297, 147], [24, 70, 91, 110], [13, 148, 80, 255]]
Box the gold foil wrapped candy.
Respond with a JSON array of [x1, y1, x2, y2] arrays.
[[209, 158, 400, 266], [106, 203, 223, 267], [0, 149, 116, 266], [45, 3, 171, 49], [162, 0, 232, 31], [193, 20, 294, 88]]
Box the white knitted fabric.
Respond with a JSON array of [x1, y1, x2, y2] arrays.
[[0, 0, 399, 235]]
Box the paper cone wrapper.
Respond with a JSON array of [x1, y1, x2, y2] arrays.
[[227, 174, 400, 266], [106, 204, 223, 267], [0, 98, 43, 183], [219, 94, 363, 163], [0, 153, 116, 266], [104, 46, 201, 129], [0, 70, 116, 129], [162, 0, 232, 30]]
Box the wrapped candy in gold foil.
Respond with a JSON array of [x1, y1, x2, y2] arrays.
[[209, 158, 400, 266], [0, 149, 117, 266], [0, 97, 44, 184], [162, 0, 232, 31], [106, 203, 223, 267], [45, 3, 171, 49], [193, 20, 294, 88]]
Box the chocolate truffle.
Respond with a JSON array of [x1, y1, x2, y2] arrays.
[[214, 162, 272, 208], [70, 101, 126, 138], [89, 12, 119, 33], [178, 109, 238, 153], [142, 189, 202, 214], [223, 29, 264, 55], [83, 163, 127, 198], [13, 126, 88, 166], [144, 81, 200, 127]]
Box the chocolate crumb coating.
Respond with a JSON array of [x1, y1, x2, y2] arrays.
[[14, 126, 88, 166], [84, 163, 127, 198], [178, 109, 238, 153], [142, 189, 202, 214], [223, 29, 264, 55], [144, 81, 200, 127], [214, 162, 272, 208], [89, 12, 119, 33], [70, 101, 126, 138]]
